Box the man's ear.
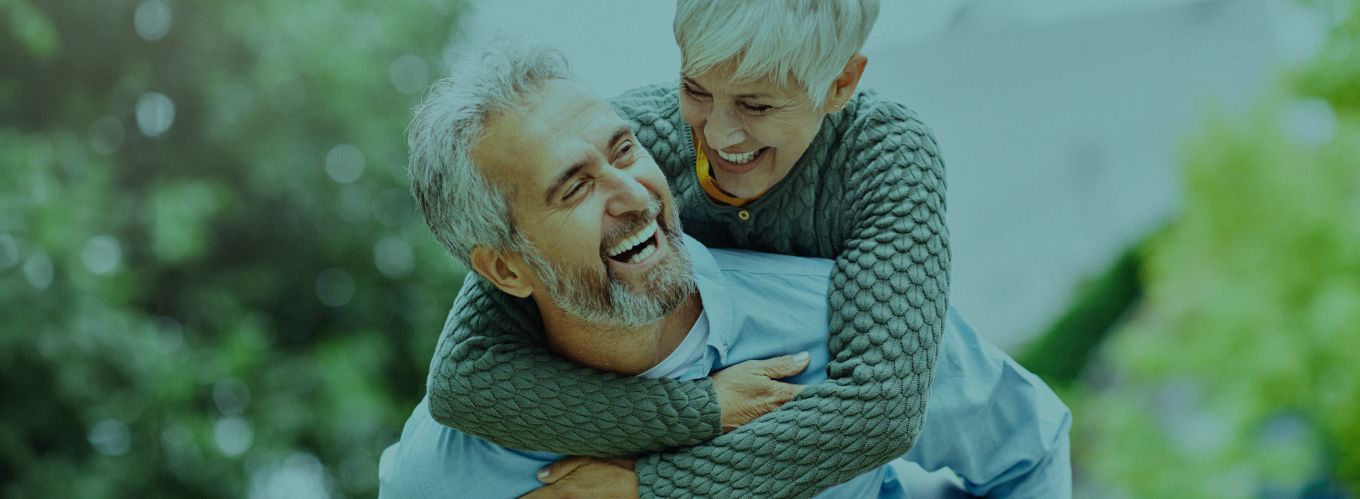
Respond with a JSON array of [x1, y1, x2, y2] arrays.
[[823, 53, 868, 113], [469, 246, 534, 298]]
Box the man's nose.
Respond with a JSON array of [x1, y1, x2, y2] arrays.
[[703, 105, 746, 150], [603, 168, 650, 217]]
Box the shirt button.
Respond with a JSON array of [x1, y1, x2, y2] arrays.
[[738, 210, 751, 221]]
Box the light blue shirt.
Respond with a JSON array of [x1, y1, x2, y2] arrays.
[[380, 236, 1072, 498]]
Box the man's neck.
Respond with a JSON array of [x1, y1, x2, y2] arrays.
[[538, 292, 703, 376]]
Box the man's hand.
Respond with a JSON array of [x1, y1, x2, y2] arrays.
[[711, 352, 810, 431], [522, 457, 637, 499]]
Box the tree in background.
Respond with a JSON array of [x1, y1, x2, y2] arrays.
[[1, 0, 467, 497], [1072, 0, 1360, 496]]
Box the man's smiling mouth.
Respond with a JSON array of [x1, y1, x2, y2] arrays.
[[605, 220, 660, 264]]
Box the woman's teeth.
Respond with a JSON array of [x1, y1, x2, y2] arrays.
[[717, 148, 761, 164]]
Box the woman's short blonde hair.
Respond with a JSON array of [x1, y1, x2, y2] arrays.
[[673, 0, 879, 107]]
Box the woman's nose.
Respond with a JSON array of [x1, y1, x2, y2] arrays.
[[704, 106, 746, 150]]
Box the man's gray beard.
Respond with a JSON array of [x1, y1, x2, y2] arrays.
[[520, 227, 695, 328]]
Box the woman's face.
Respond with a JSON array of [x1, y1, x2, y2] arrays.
[[678, 64, 833, 199]]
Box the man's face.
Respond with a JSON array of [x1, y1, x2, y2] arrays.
[[473, 79, 694, 326]]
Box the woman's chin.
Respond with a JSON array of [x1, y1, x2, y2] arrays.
[[711, 152, 779, 197], [711, 172, 767, 198]]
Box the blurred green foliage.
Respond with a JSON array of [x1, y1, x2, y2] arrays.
[[0, 0, 468, 497], [1072, 0, 1360, 496], [1019, 240, 1145, 387]]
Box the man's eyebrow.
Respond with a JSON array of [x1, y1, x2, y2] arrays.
[[545, 160, 589, 204], [607, 125, 630, 150]]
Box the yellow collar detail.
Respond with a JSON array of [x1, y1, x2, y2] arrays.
[[693, 132, 759, 207]]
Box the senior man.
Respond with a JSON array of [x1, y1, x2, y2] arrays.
[[380, 42, 1071, 498]]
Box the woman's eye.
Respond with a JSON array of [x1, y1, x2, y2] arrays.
[[681, 83, 710, 99], [741, 103, 772, 113]]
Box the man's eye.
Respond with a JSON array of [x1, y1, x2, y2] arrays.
[[564, 179, 591, 201]]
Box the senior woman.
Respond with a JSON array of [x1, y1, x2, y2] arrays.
[[423, 1, 948, 497]]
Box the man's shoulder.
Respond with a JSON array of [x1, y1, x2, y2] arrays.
[[707, 247, 834, 279], [378, 397, 555, 499]]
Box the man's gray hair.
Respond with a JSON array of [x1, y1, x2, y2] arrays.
[[407, 41, 574, 268], [673, 0, 879, 107]]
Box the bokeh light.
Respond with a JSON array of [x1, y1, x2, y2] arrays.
[[136, 92, 176, 137], [389, 55, 431, 95], [315, 268, 356, 308], [81, 235, 122, 275], [22, 253, 54, 290], [215, 416, 255, 457], [248, 452, 333, 499], [134, 0, 173, 42], [214, 378, 252, 417], [325, 144, 366, 184], [88, 419, 132, 457], [373, 236, 414, 278]]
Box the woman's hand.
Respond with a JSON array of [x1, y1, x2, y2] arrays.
[[525, 457, 637, 499], [710, 353, 811, 431]]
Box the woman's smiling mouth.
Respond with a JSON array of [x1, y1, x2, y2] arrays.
[[710, 146, 768, 175]]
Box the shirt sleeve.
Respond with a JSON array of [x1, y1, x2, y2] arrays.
[[904, 309, 1074, 498], [635, 104, 952, 498], [379, 398, 559, 499], [423, 275, 724, 456]]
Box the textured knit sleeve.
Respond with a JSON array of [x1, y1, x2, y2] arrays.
[[424, 274, 723, 456], [635, 104, 951, 498]]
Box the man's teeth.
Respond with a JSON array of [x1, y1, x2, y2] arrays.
[[717, 148, 761, 164], [629, 243, 656, 263], [607, 220, 659, 258]]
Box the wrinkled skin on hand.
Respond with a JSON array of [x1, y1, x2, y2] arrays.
[[523, 457, 638, 499], [710, 353, 811, 431]]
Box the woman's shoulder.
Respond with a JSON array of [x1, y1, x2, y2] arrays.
[[608, 81, 679, 120], [829, 87, 943, 179], [841, 87, 935, 143]]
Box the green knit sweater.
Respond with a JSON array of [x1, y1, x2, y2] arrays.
[[424, 82, 950, 498]]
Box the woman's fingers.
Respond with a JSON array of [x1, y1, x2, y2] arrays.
[[711, 353, 811, 430], [755, 351, 811, 379]]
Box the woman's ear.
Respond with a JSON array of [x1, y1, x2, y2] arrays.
[[824, 53, 868, 113], [469, 246, 534, 298]]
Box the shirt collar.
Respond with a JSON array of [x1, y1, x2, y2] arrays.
[[680, 234, 736, 363]]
